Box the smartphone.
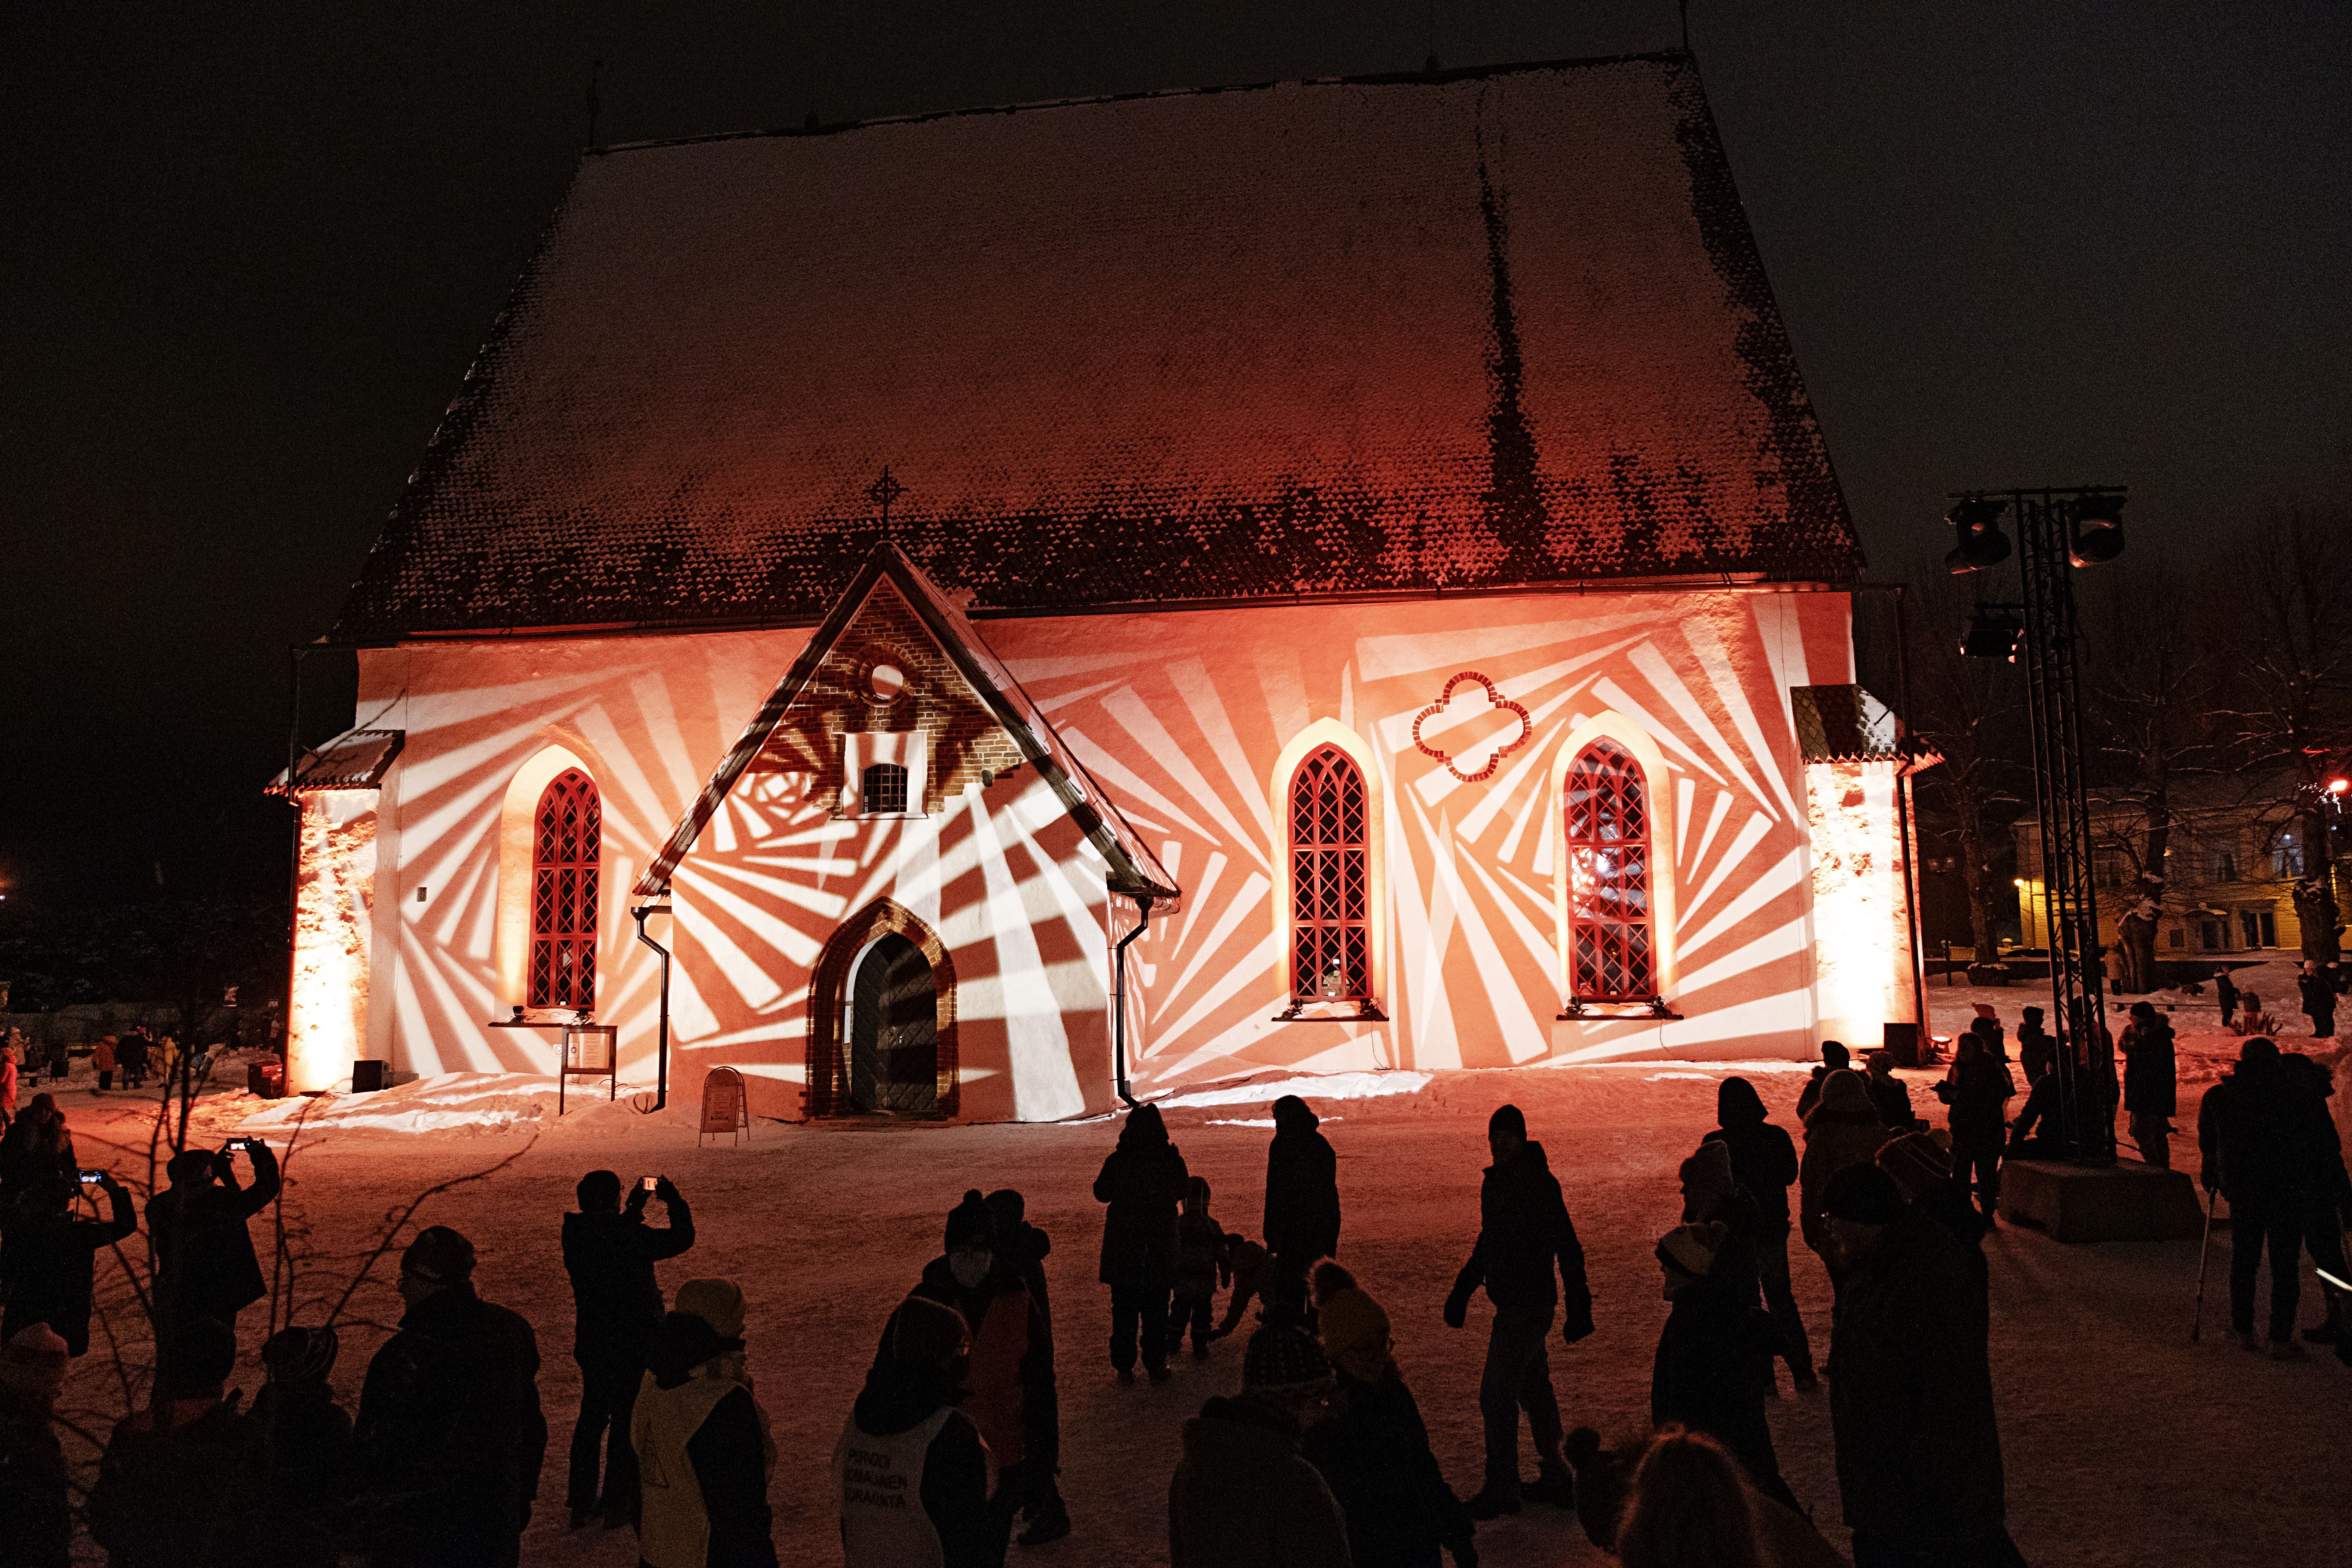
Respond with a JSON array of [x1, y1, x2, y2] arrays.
[[639, 1176, 658, 1194], [78, 1170, 104, 1185]]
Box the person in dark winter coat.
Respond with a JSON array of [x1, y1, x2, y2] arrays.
[[837, 1295, 992, 1568], [351, 1226, 548, 1568], [1875, 1132, 1988, 1312], [1700, 1078, 1815, 1389], [0, 1324, 71, 1568], [2214, 970, 2239, 1030], [1168, 1325, 1351, 1568], [561, 1170, 695, 1528], [633, 1279, 776, 1568], [2297, 962, 2337, 1039], [2015, 1006, 2057, 1085], [1795, 1042, 1850, 1122], [1442, 1104, 1592, 1519], [1820, 1166, 2018, 1568], [2199, 1038, 2313, 1355], [1264, 1095, 1341, 1322], [1648, 1222, 1801, 1516], [1798, 1071, 1888, 1254], [2280, 1054, 2351, 1348], [1, 1171, 136, 1355], [2004, 1071, 2064, 1159], [1932, 1034, 2012, 1222], [146, 1140, 280, 1335], [1861, 1052, 1920, 1133], [1170, 1176, 1231, 1359], [0, 1095, 75, 1206], [118, 1029, 152, 1090], [1674, 1142, 1762, 1320], [252, 1325, 354, 1568], [986, 1187, 1069, 1545], [881, 1190, 1054, 1557], [1094, 1103, 1190, 1384], [1214, 1234, 1273, 1339], [1303, 1265, 1475, 1568], [88, 1316, 267, 1568], [2119, 1003, 2177, 1168]]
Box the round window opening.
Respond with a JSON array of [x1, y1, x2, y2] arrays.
[[867, 663, 907, 702]]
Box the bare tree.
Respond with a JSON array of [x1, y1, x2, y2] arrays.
[[2077, 553, 2221, 991], [2214, 507, 2352, 965], [1906, 563, 2028, 977]]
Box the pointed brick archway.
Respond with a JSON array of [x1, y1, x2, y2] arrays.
[[806, 900, 959, 1118]]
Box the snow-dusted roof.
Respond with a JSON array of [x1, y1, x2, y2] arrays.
[[333, 52, 1860, 642], [265, 728, 405, 792]]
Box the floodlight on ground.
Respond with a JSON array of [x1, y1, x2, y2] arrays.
[[1960, 606, 2024, 661], [2067, 492, 2126, 566], [1944, 496, 2012, 573]]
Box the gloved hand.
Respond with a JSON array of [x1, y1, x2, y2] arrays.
[[1442, 1289, 1469, 1330], [1561, 1306, 1596, 1346], [654, 1175, 681, 1204]]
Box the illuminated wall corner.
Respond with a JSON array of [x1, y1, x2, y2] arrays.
[[1789, 687, 1924, 1049], [274, 727, 404, 1093]]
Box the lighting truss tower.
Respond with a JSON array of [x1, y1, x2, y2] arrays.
[[1951, 485, 2126, 1162]]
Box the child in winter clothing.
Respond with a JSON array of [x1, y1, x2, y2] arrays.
[[1302, 1264, 1476, 1568], [1170, 1177, 1231, 1358], [1212, 1234, 1272, 1340], [1168, 1325, 1351, 1568], [839, 1295, 991, 1568]]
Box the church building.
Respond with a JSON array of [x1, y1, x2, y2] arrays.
[[277, 52, 1926, 1121]]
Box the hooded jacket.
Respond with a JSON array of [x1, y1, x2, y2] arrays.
[[836, 1364, 990, 1568], [1829, 1210, 2006, 1547], [1702, 1080, 1800, 1232], [560, 1197, 695, 1364], [1651, 1254, 1793, 1513], [1095, 1109, 1191, 1290], [1300, 1366, 1472, 1568], [350, 1282, 547, 1565], [633, 1311, 775, 1568], [1448, 1140, 1592, 1329], [1169, 1396, 1351, 1568], [1798, 1078, 1889, 1245], [1264, 1097, 1342, 1260]]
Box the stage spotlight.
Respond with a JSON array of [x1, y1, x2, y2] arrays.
[[1944, 497, 2012, 573], [2067, 493, 2125, 566], [1960, 607, 2024, 662]]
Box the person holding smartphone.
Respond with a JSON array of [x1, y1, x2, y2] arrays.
[[0, 1169, 137, 1356], [145, 1137, 280, 1337], [561, 1170, 695, 1529]]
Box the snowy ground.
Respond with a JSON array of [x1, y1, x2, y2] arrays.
[[41, 1035, 2352, 1568]]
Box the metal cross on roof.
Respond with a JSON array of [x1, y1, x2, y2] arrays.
[[866, 465, 905, 535]]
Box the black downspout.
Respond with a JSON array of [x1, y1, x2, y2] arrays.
[[282, 647, 307, 1086], [1111, 895, 1154, 1109], [631, 901, 673, 1111], [1891, 585, 1932, 1044]]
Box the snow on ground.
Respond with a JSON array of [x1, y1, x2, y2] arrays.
[[43, 1055, 2352, 1568]]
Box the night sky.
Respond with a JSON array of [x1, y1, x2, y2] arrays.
[[5, 1, 2345, 905]]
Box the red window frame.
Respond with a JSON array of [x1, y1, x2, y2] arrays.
[[529, 768, 601, 1012], [1565, 741, 1656, 1003], [1290, 746, 1371, 1000]]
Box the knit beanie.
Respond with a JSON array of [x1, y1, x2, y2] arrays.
[[1822, 1164, 1906, 1226], [944, 1189, 995, 1251], [1678, 1141, 1736, 1219], [401, 1225, 476, 1282], [0, 1324, 68, 1404], [1317, 1286, 1392, 1382], [1655, 1220, 1727, 1279], [261, 1324, 340, 1384], [1875, 1132, 1953, 1201], [1243, 1325, 1332, 1391], [675, 1278, 747, 1338], [1818, 1069, 1874, 1115]]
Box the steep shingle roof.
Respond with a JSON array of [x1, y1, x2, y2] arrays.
[[332, 52, 1860, 642]]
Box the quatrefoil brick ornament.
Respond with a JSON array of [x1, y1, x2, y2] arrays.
[[1411, 671, 1533, 783]]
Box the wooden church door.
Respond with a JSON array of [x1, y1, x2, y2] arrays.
[[848, 934, 939, 1114]]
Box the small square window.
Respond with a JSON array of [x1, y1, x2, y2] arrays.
[[862, 763, 909, 815], [2167, 927, 2184, 949]]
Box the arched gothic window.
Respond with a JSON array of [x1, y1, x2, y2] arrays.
[[530, 768, 601, 1011], [1565, 741, 1655, 1002], [1290, 746, 1370, 1000]]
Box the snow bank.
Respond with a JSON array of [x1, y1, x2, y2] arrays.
[[238, 1071, 654, 1136], [1154, 1071, 1431, 1109]]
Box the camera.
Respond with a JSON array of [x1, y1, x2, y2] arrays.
[[640, 1176, 658, 1193], [78, 1170, 104, 1185]]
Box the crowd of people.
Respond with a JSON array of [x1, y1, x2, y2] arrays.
[[0, 1024, 2339, 1568]]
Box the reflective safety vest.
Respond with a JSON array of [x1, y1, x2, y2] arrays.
[[835, 1405, 964, 1568]]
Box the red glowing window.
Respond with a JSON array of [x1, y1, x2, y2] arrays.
[[1290, 746, 1370, 1000], [1565, 741, 1656, 1003], [530, 768, 601, 1012]]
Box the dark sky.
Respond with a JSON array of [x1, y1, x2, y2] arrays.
[[4, 1, 2345, 905]]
